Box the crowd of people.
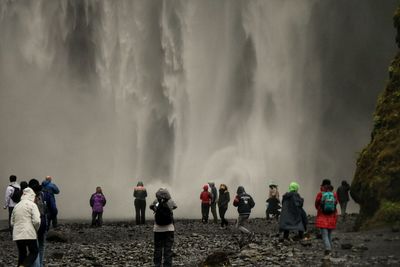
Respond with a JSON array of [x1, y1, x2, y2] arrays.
[[4, 175, 351, 266], [4, 175, 60, 267]]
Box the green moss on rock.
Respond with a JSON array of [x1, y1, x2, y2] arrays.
[[352, 7, 400, 229]]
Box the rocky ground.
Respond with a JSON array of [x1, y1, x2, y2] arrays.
[[1, 214, 400, 266]]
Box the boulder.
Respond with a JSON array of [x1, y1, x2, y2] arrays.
[[46, 230, 69, 243]]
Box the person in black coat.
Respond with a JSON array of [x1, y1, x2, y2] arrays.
[[217, 184, 230, 228], [279, 182, 307, 240], [336, 180, 350, 219]]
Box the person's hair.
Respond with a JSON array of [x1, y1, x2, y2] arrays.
[[9, 175, 17, 182], [28, 179, 42, 193], [341, 180, 348, 186], [20, 181, 28, 190]]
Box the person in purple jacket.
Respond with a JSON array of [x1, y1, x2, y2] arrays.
[[90, 187, 106, 227]]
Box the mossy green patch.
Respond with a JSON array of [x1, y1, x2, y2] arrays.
[[352, 6, 400, 229]]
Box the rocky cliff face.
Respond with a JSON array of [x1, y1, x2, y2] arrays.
[[351, 7, 400, 229]]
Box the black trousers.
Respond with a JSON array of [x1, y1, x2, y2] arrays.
[[154, 231, 174, 267], [16, 239, 39, 267], [8, 207, 13, 232], [201, 203, 210, 223], [134, 199, 146, 225], [218, 207, 228, 227], [92, 211, 103, 226], [48, 210, 58, 228]]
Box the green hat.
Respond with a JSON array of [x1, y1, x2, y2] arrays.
[[289, 182, 299, 192]]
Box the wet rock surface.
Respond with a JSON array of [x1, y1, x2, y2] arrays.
[[0, 215, 399, 266]]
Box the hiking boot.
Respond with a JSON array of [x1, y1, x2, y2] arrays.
[[323, 250, 332, 260]]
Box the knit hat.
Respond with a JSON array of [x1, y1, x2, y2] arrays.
[[289, 182, 299, 192]]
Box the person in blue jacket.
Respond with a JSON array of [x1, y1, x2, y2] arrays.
[[42, 176, 60, 229]]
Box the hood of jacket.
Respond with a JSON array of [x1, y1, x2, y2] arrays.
[[21, 187, 36, 202], [42, 180, 51, 187], [156, 188, 171, 200], [203, 184, 209, 191], [237, 186, 245, 195]]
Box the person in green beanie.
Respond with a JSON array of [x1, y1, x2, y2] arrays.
[[278, 182, 307, 241]]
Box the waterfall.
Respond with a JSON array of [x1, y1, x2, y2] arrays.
[[0, 0, 396, 218]]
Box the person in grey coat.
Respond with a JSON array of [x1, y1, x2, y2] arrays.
[[209, 182, 218, 223], [279, 182, 307, 241]]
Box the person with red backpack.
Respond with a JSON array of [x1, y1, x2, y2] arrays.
[[315, 179, 338, 258]]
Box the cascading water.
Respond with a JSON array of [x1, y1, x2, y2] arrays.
[[0, 0, 397, 219]]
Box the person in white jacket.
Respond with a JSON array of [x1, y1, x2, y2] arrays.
[[11, 187, 41, 267]]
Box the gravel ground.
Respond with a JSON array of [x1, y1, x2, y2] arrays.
[[0, 214, 399, 266]]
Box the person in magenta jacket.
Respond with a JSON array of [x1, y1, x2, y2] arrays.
[[90, 187, 106, 227], [315, 179, 338, 257]]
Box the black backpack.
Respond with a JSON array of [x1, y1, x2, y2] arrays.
[[10, 186, 21, 203], [155, 200, 173, 226]]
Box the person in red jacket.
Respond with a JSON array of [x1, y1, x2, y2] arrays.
[[315, 179, 338, 258], [200, 184, 212, 223]]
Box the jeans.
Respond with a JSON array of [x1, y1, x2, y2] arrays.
[[210, 202, 218, 223], [219, 207, 228, 227], [236, 214, 251, 234], [201, 203, 210, 223], [33, 232, 46, 267], [16, 239, 39, 267], [154, 231, 174, 267], [92, 212, 103, 226], [321, 228, 333, 251], [134, 199, 146, 225]]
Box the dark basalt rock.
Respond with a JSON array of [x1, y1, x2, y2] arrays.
[[46, 230, 69, 243], [199, 251, 231, 266], [341, 243, 353, 250]]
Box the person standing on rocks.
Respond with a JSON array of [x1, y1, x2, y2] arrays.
[[90, 186, 107, 227], [133, 181, 147, 225], [266, 183, 281, 220], [29, 178, 48, 267], [233, 186, 255, 241], [209, 182, 218, 223], [218, 184, 230, 228], [3, 175, 21, 232], [315, 179, 338, 258], [42, 176, 60, 228], [11, 187, 41, 267], [279, 182, 307, 241], [200, 184, 212, 223], [336, 180, 350, 220], [150, 188, 177, 267]]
